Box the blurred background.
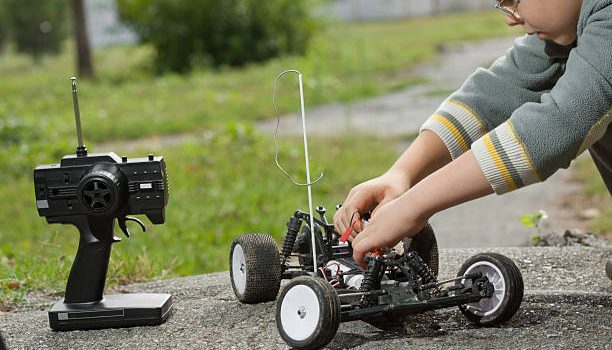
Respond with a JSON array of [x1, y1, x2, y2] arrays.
[[0, 0, 608, 307]]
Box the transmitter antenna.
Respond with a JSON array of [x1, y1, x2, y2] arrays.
[[70, 77, 88, 157]]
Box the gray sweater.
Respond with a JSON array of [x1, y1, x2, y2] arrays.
[[421, 0, 612, 194]]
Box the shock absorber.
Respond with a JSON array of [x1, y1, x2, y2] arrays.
[[359, 255, 384, 307], [280, 213, 302, 265], [405, 252, 437, 285]]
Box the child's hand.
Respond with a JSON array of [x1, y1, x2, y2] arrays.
[[351, 150, 495, 265], [333, 170, 410, 239], [351, 195, 428, 265]]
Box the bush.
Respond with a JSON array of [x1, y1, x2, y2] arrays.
[[0, 3, 7, 52], [3, 0, 69, 60], [117, 0, 319, 73]]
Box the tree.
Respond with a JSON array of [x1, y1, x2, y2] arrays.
[[4, 0, 68, 60], [71, 0, 95, 78], [431, 0, 441, 15], [117, 0, 319, 73], [0, 2, 7, 52]]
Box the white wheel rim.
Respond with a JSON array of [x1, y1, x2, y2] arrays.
[[231, 244, 247, 295], [461, 261, 506, 316], [280, 284, 321, 341]]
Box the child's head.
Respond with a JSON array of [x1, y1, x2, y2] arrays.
[[497, 0, 583, 45]]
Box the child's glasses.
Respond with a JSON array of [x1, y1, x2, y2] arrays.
[[495, 0, 521, 20]]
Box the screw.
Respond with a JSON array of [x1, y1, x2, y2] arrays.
[[297, 306, 307, 319]]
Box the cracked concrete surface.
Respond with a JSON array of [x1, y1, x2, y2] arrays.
[[1, 247, 610, 349]]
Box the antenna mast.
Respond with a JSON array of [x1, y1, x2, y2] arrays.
[[70, 77, 88, 157]]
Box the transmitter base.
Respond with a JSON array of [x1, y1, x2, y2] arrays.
[[49, 293, 172, 331]]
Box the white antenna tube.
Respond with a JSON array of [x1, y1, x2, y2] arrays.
[[297, 73, 318, 275]]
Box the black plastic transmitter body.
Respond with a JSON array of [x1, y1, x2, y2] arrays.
[[34, 152, 168, 304]]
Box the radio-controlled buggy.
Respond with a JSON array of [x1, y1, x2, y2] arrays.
[[229, 207, 524, 349], [230, 70, 524, 349]]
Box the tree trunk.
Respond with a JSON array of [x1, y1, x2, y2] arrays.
[[431, 0, 441, 15], [72, 0, 94, 78]]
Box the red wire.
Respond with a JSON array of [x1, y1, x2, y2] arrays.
[[339, 211, 361, 242], [320, 262, 341, 286]]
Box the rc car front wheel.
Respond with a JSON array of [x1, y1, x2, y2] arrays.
[[230, 233, 282, 303], [457, 253, 524, 325], [276, 276, 341, 350]]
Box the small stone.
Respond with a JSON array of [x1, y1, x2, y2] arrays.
[[579, 208, 600, 220]]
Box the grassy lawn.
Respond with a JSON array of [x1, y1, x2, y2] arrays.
[[0, 11, 518, 179], [0, 10, 522, 304], [0, 130, 400, 305]]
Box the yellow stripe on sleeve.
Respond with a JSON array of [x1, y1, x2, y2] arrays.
[[506, 121, 542, 181], [482, 134, 517, 191], [576, 107, 612, 156], [432, 114, 469, 152], [448, 99, 487, 134]]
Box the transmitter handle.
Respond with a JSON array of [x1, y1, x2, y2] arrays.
[[62, 215, 116, 304]]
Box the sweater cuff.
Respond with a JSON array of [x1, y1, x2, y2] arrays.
[[420, 99, 488, 160], [472, 121, 542, 194]]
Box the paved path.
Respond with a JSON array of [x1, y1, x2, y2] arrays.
[[257, 38, 515, 138], [1, 247, 610, 349], [257, 36, 586, 249]]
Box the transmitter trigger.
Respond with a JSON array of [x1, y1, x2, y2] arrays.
[[118, 216, 146, 238]]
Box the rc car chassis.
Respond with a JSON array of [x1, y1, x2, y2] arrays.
[[230, 206, 524, 349]]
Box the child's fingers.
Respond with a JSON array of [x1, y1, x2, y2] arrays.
[[346, 229, 358, 242], [352, 213, 365, 233], [333, 206, 349, 233], [352, 231, 375, 265]]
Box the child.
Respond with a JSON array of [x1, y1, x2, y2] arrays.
[[333, 0, 611, 265]]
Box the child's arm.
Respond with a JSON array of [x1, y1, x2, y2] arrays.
[[469, 5, 612, 194], [335, 35, 560, 234], [335, 35, 561, 234], [421, 34, 564, 161], [422, 3, 611, 195], [333, 130, 451, 234], [352, 149, 493, 264]]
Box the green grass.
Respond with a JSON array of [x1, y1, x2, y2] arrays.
[[0, 127, 399, 304], [0, 10, 522, 304], [0, 11, 518, 176]]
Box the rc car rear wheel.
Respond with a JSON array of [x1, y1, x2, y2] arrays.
[[276, 276, 340, 350], [230, 233, 282, 303], [457, 253, 524, 325], [403, 223, 439, 277]]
